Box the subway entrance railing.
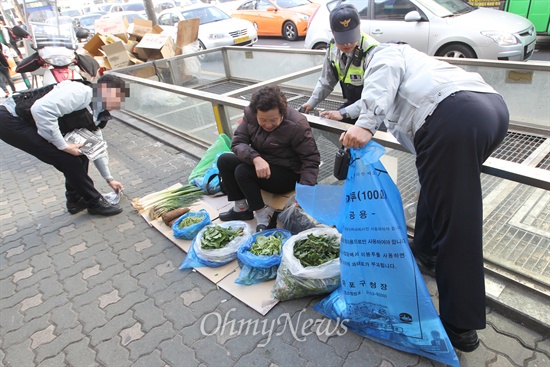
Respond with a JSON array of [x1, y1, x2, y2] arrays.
[[110, 46, 550, 300]]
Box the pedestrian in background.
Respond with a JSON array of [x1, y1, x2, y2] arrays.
[[0, 43, 17, 97], [339, 5, 509, 353]]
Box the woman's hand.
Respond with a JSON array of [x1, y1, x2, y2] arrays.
[[63, 143, 83, 156], [108, 180, 124, 192], [253, 157, 271, 180], [341, 125, 373, 149], [320, 110, 343, 121]]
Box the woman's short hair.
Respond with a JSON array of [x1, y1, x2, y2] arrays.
[[97, 74, 130, 98], [249, 85, 287, 116]]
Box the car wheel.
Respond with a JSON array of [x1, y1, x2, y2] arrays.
[[313, 42, 329, 50], [437, 43, 476, 59], [282, 21, 298, 41], [197, 40, 207, 61]]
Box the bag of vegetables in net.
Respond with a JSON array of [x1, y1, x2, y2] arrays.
[[235, 228, 292, 285], [271, 227, 341, 301], [179, 221, 252, 269], [172, 209, 211, 240]]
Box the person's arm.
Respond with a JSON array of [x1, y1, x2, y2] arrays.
[[31, 81, 92, 151], [304, 50, 338, 112], [292, 121, 321, 186], [344, 47, 405, 148], [231, 109, 261, 164], [90, 130, 124, 191]]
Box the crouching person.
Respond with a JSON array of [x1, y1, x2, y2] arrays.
[[0, 74, 129, 216], [217, 85, 320, 232]]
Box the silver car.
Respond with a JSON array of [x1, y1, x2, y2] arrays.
[[305, 0, 537, 61]]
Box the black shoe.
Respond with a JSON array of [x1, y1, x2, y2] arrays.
[[409, 239, 436, 273], [87, 197, 123, 216], [256, 224, 268, 232], [219, 208, 253, 221], [67, 198, 87, 214], [442, 321, 480, 352]]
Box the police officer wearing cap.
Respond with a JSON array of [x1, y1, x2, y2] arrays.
[[301, 4, 378, 124]]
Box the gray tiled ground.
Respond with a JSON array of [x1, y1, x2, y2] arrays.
[[1, 104, 549, 366]]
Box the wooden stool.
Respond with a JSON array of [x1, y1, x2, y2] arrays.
[[260, 190, 295, 211]]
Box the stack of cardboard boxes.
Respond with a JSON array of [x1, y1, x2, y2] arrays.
[[82, 17, 199, 72]]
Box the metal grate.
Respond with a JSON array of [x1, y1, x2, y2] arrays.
[[491, 132, 546, 163], [196, 81, 252, 95], [536, 151, 550, 170], [288, 96, 343, 112]]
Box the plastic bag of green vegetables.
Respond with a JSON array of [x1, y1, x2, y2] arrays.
[[235, 228, 292, 285], [179, 221, 252, 269], [271, 227, 341, 301], [172, 209, 211, 240]]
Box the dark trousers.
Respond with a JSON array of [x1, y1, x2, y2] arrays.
[[0, 107, 102, 205], [217, 153, 299, 211], [0, 66, 16, 93], [413, 91, 509, 330]]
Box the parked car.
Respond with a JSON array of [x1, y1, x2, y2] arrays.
[[73, 12, 106, 34], [106, 1, 147, 18], [231, 0, 320, 41], [208, 0, 241, 14], [100, 11, 147, 24], [305, 0, 537, 61], [157, 4, 258, 52], [60, 8, 83, 17]]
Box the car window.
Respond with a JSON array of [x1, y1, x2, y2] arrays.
[[414, 0, 472, 17], [123, 3, 145, 11], [276, 0, 310, 8], [158, 13, 174, 25], [373, 0, 418, 20], [256, 0, 274, 10], [239, 1, 256, 10], [182, 6, 229, 24]]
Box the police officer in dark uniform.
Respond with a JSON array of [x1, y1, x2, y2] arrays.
[[301, 4, 378, 125]]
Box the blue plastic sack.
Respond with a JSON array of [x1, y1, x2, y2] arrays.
[[179, 221, 252, 269], [296, 141, 459, 367], [171, 209, 211, 240], [190, 152, 228, 195], [235, 228, 292, 285]]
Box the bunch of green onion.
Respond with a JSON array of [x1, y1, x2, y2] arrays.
[[132, 184, 204, 220]]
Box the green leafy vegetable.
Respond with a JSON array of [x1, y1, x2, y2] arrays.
[[201, 225, 244, 250], [293, 234, 340, 267], [178, 214, 205, 229], [250, 232, 284, 256]]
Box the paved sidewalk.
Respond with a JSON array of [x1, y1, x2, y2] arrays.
[[1, 110, 549, 367]]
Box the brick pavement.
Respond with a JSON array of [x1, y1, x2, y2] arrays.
[[1, 107, 549, 366]]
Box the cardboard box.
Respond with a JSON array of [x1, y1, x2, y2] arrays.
[[135, 33, 176, 60], [100, 41, 131, 70], [83, 34, 127, 58], [176, 18, 200, 55], [94, 17, 129, 38], [84, 34, 109, 57], [130, 18, 164, 39]]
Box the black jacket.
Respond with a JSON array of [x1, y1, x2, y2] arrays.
[[231, 106, 320, 185]]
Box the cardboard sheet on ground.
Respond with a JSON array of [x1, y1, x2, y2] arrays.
[[134, 185, 279, 314], [295, 142, 459, 367]]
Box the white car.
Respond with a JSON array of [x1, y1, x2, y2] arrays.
[[157, 4, 258, 51], [305, 0, 537, 61]]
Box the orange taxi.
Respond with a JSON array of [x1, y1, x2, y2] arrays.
[[230, 0, 320, 41]]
